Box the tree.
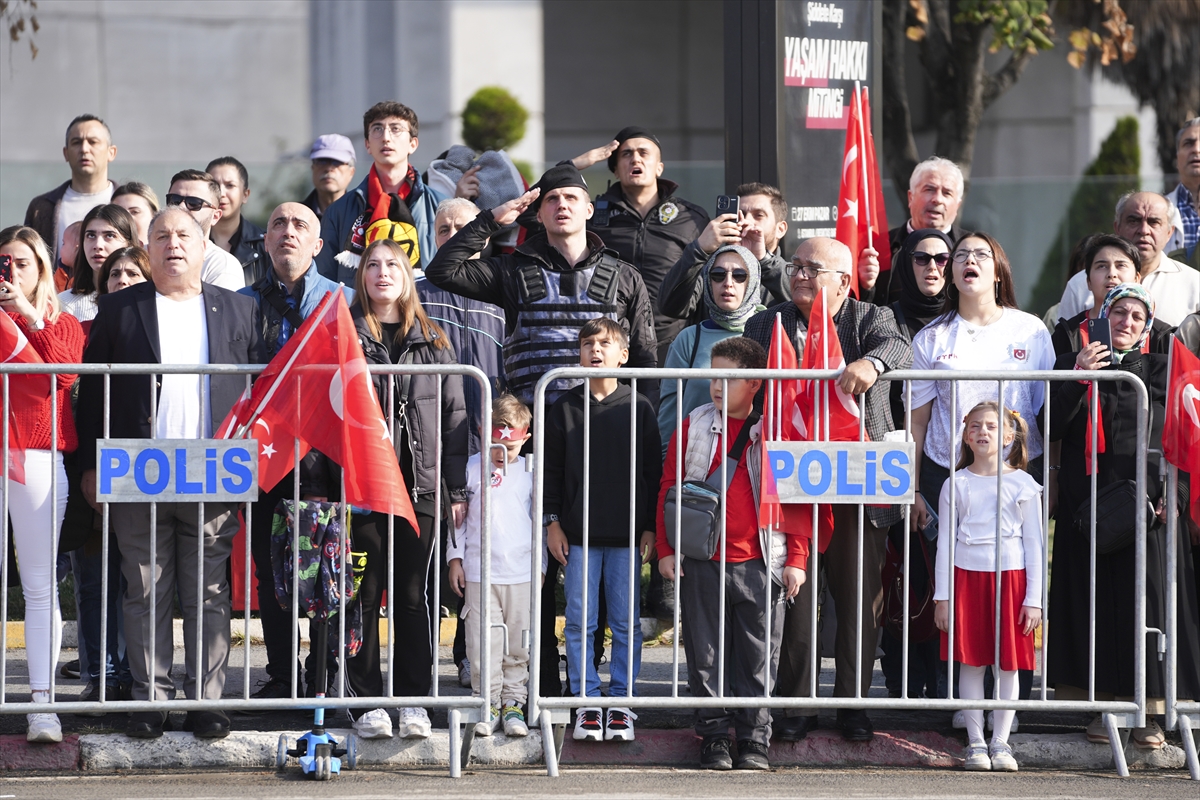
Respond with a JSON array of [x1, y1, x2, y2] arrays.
[[1, 0, 39, 60], [881, 0, 1136, 203], [1060, 0, 1200, 178], [460, 86, 529, 153]]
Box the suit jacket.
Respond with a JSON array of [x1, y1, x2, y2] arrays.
[[743, 298, 913, 528], [76, 281, 267, 472]]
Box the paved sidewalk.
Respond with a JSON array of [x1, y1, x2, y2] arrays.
[[0, 627, 1192, 774]]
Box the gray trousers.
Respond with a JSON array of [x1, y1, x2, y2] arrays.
[[110, 502, 237, 702], [776, 506, 887, 717], [680, 556, 784, 746]]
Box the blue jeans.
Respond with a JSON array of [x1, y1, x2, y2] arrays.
[[73, 541, 130, 684], [563, 545, 641, 698]]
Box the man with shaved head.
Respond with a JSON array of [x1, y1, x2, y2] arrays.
[[237, 202, 355, 701], [76, 206, 267, 740], [1057, 191, 1200, 325], [742, 236, 912, 744]]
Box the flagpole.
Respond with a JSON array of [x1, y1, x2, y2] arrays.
[[822, 286, 830, 444], [223, 288, 339, 440], [855, 81, 872, 251]]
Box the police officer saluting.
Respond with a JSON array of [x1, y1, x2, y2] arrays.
[[425, 163, 657, 408], [572, 127, 708, 365]]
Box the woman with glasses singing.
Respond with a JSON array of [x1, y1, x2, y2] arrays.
[[907, 232, 1055, 529], [656, 244, 763, 454]]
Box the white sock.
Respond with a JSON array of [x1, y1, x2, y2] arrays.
[[959, 664, 986, 745], [992, 668, 1019, 744]]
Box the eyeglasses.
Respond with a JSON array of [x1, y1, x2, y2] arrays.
[[709, 267, 749, 284], [165, 194, 215, 212], [952, 248, 994, 264], [912, 251, 951, 268], [785, 262, 841, 279], [368, 123, 412, 140]]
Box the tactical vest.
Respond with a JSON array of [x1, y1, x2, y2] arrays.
[[503, 253, 622, 405]]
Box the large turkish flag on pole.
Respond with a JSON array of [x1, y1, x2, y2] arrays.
[[835, 84, 891, 299], [795, 288, 865, 443], [218, 291, 418, 532], [1, 313, 51, 484], [1164, 337, 1200, 525]]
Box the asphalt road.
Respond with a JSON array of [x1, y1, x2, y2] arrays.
[[1, 767, 1197, 800]]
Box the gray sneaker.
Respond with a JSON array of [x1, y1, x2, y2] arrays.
[[989, 740, 1018, 772], [963, 742, 991, 771], [458, 660, 471, 688]]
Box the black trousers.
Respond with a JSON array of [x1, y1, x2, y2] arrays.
[[346, 505, 438, 699]]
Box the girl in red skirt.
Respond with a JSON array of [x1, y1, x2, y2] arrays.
[[933, 401, 1044, 772]]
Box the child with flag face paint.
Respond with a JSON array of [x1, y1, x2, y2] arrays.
[[447, 394, 542, 738]]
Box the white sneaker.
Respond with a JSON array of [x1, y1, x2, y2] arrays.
[[604, 707, 637, 742], [27, 713, 62, 743], [474, 705, 500, 737], [573, 707, 603, 741], [352, 708, 393, 739], [986, 710, 1019, 734], [989, 739, 1018, 772], [502, 704, 528, 737], [952, 709, 967, 729], [397, 706, 431, 739], [458, 660, 471, 688], [963, 742, 991, 771]]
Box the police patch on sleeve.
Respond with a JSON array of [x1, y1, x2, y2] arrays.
[[658, 202, 679, 225]]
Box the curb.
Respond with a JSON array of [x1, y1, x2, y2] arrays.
[[0, 728, 1182, 772]]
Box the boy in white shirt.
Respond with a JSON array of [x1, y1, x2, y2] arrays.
[[448, 394, 539, 737]]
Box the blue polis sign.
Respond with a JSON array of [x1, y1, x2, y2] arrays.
[[95, 439, 258, 503], [767, 441, 915, 504]]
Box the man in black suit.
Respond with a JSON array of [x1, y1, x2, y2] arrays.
[[77, 206, 267, 740], [743, 237, 912, 743]]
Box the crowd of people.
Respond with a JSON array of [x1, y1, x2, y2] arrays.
[[3, 104, 1200, 773]]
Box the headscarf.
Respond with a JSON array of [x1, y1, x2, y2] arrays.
[[702, 244, 763, 332], [894, 228, 953, 335], [1099, 282, 1155, 355]]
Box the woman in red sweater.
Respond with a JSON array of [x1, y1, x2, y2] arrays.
[[0, 226, 84, 744]]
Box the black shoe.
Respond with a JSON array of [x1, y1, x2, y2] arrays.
[[183, 710, 230, 739], [250, 677, 295, 700], [126, 711, 168, 739], [735, 739, 771, 770], [60, 659, 81, 680], [699, 735, 733, 770], [837, 709, 874, 742], [774, 714, 819, 742], [117, 681, 134, 701]]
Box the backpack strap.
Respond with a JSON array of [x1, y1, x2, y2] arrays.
[[261, 279, 305, 330], [704, 409, 761, 490]]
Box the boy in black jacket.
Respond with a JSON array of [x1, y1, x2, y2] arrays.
[[544, 318, 662, 743]]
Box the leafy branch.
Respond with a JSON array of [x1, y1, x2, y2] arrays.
[[2, 0, 40, 60]]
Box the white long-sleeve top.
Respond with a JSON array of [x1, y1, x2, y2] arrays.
[[934, 468, 1044, 609], [447, 453, 542, 584]]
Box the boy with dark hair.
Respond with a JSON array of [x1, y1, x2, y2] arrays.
[[655, 336, 807, 771], [544, 317, 662, 742]]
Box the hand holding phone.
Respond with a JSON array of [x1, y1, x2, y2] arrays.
[[1077, 318, 1113, 370], [715, 195, 740, 218], [0, 253, 12, 286]]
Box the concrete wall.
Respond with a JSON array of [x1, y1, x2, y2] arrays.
[[309, 0, 544, 171]]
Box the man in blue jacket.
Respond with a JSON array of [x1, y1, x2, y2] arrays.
[[239, 202, 354, 700], [316, 101, 471, 283]]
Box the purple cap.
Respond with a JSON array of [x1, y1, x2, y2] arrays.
[[309, 134, 356, 164]]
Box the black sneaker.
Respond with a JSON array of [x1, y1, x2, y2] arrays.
[[60, 659, 81, 680], [735, 739, 770, 770], [700, 735, 733, 770], [250, 677, 295, 700], [77, 680, 119, 717]]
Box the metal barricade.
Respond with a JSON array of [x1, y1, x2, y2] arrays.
[[0, 362, 494, 778], [529, 366, 1151, 777], [1163, 463, 1200, 780]]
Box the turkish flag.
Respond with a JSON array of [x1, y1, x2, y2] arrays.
[[217, 291, 419, 532], [758, 313, 832, 554], [795, 288, 866, 443], [1164, 338, 1200, 525], [1, 313, 51, 484], [835, 85, 891, 299]]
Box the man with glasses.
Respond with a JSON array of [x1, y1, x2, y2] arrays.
[[165, 169, 245, 291], [742, 237, 911, 744], [315, 101, 475, 284]]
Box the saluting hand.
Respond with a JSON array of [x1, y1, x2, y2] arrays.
[[492, 188, 541, 227]]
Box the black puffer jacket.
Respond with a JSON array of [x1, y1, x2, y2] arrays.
[[353, 308, 468, 503], [588, 179, 708, 355]]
